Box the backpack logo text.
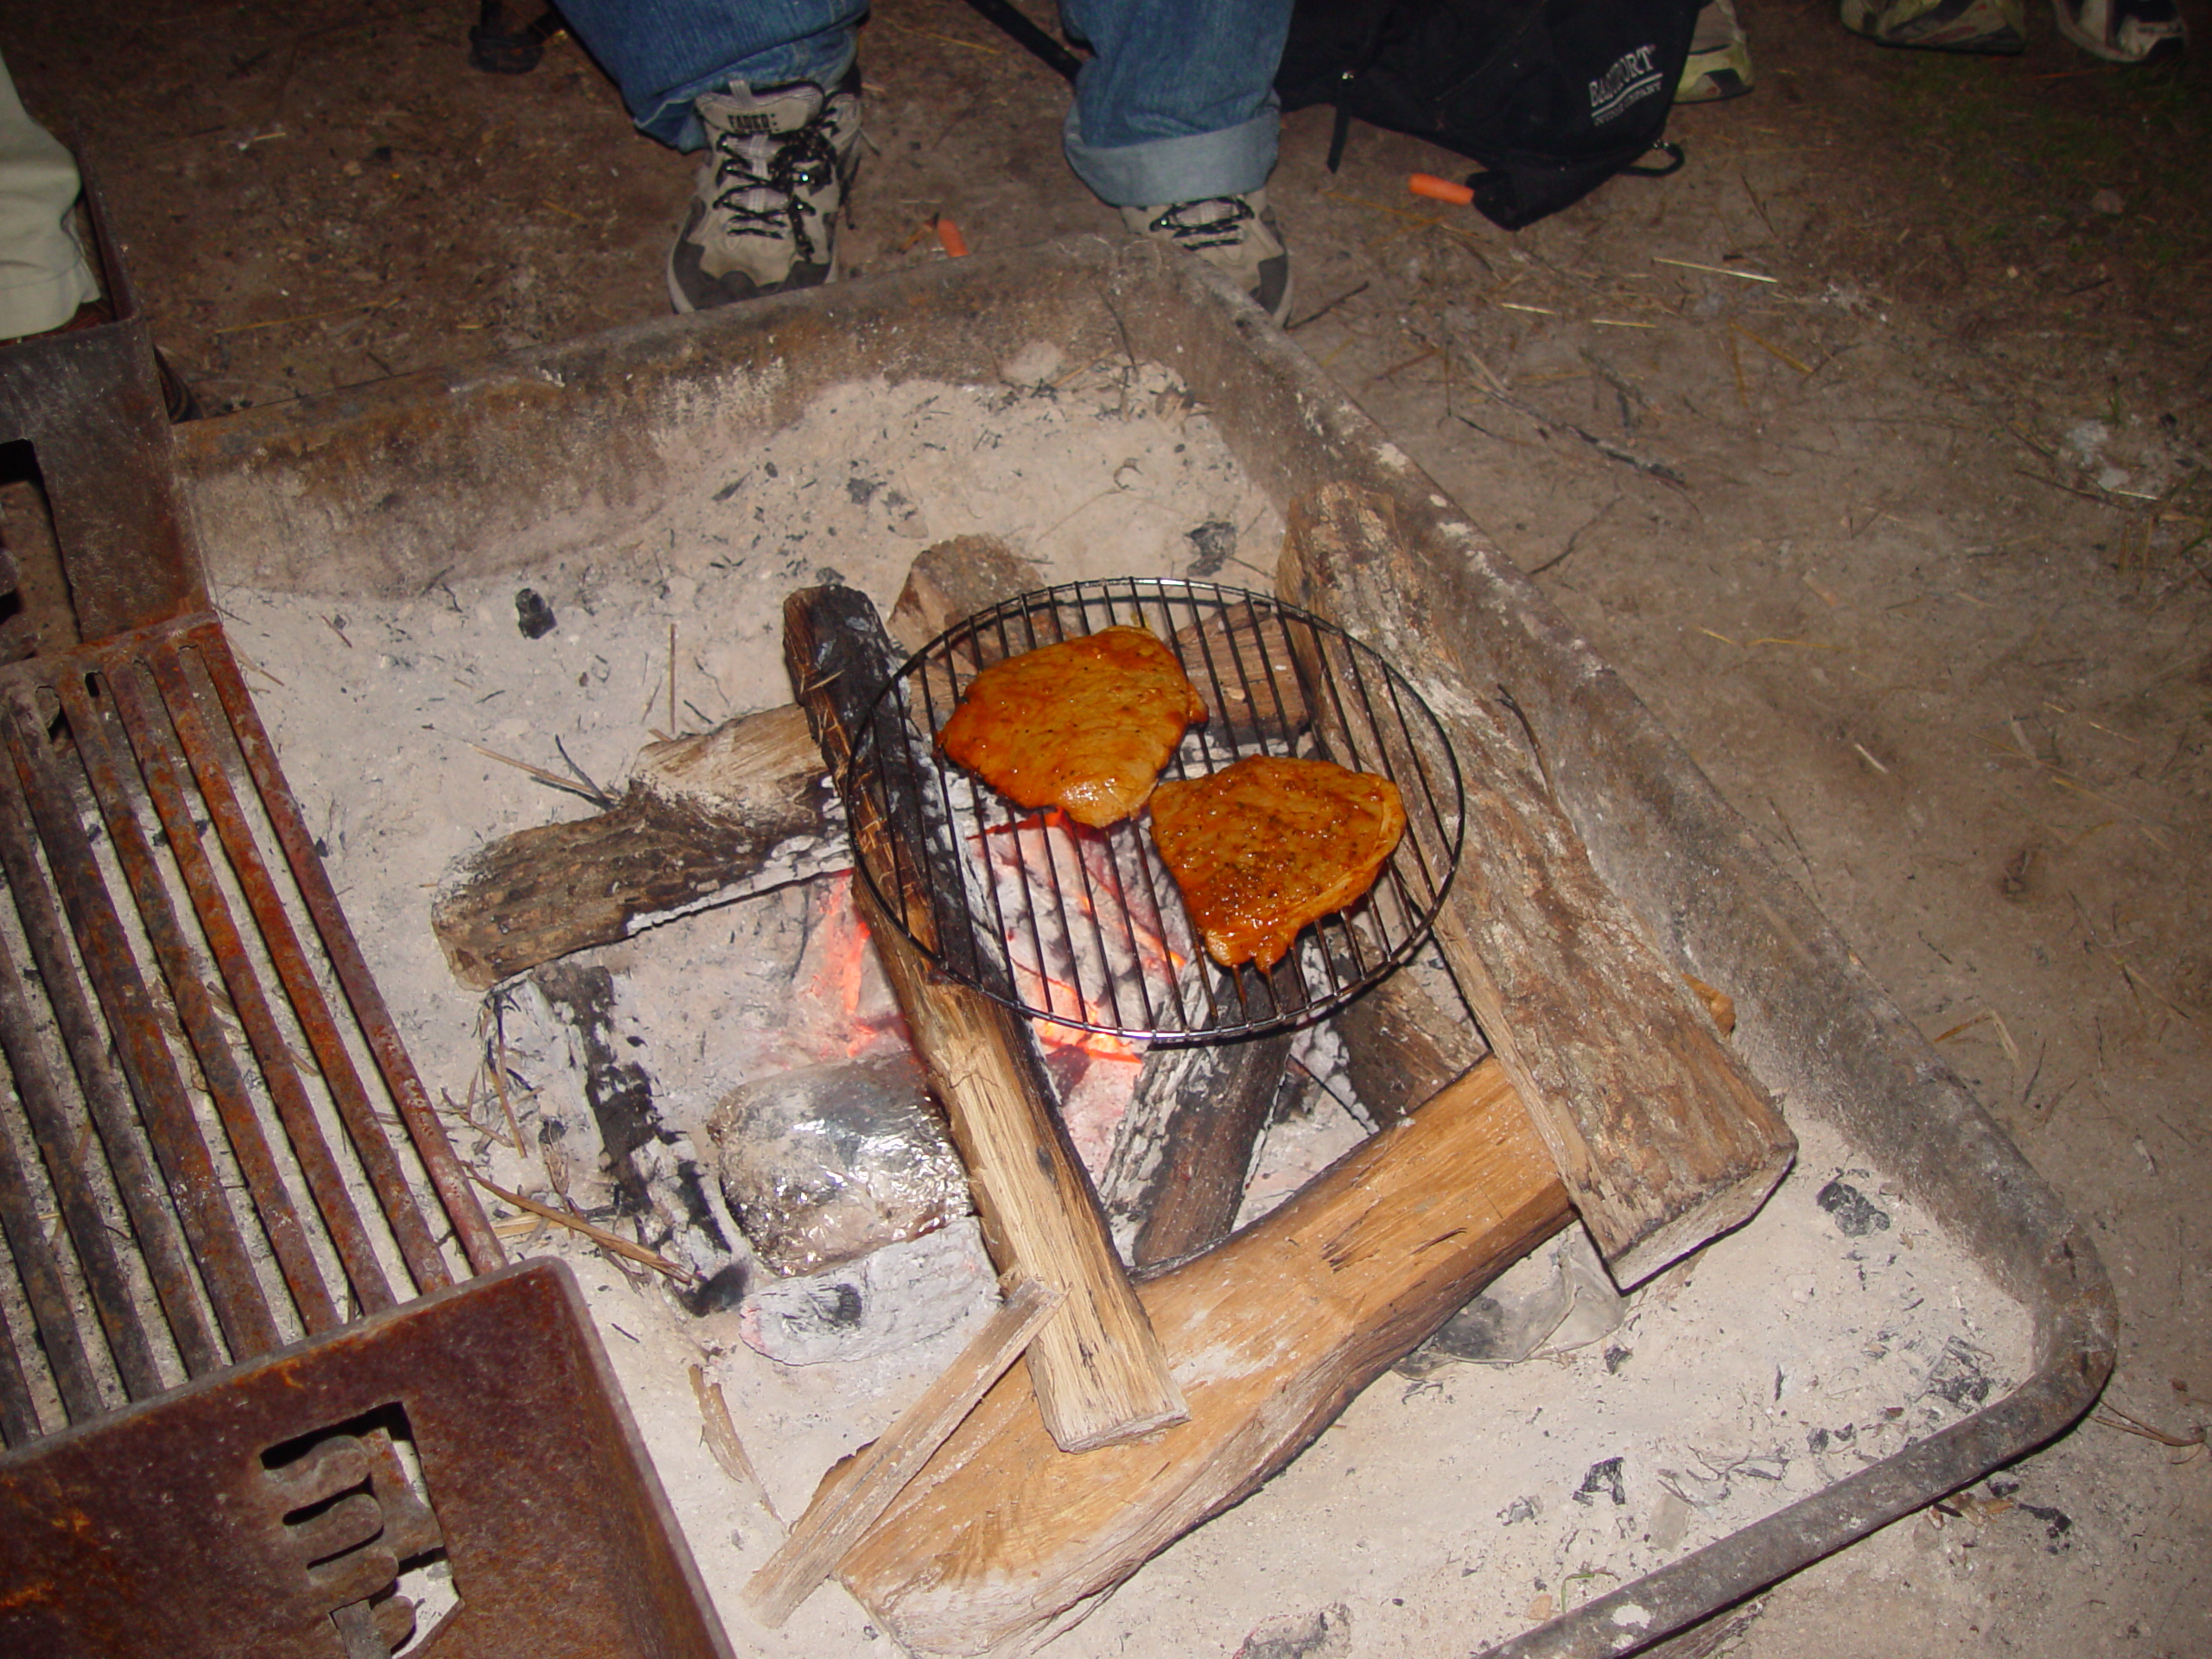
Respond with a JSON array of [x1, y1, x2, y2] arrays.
[[1588, 44, 1662, 124]]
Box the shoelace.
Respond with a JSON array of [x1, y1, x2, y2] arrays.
[[1143, 198, 1256, 253], [708, 109, 846, 263]]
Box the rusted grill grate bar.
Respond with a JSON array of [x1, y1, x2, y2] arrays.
[[0, 613, 501, 1448], [0, 743, 229, 1380], [850, 579, 1465, 1043], [0, 926, 170, 1403]]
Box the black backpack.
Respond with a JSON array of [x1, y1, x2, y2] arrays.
[[1276, 0, 1701, 229]]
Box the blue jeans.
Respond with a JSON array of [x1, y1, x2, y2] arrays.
[[555, 0, 1289, 205], [1059, 0, 1290, 206], [556, 0, 866, 149]]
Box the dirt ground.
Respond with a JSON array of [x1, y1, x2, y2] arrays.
[[6, 0, 2208, 1655]]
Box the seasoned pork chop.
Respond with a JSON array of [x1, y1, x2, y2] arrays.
[[937, 626, 1205, 828], [1149, 755, 1406, 969]]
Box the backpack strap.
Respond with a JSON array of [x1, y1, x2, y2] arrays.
[[1620, 140, 1687, 178], [1325, 0, 1403, 174], [1329, 104, 1355, 171]]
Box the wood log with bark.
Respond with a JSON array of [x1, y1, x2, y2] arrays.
[[1278, 482, 1796, 1287], [783, 583, 1186, 1454], [429, 706, 838, 988], [429, 537, 1039, 988]]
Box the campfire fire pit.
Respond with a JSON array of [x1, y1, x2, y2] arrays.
[[132, 237, 2110, 1659]]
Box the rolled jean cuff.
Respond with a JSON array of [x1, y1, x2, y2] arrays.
[[636, 35, 856, 149], [1062, 99, 1279, 208]]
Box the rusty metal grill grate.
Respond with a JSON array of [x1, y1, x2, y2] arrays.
[[848, 579, 1465, 1042], [0, 613, 503, 1448]]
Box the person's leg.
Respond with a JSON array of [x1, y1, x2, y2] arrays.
[[556, 0, 865, 150], [0, 48, 99, 340], [557, 0, 868, 309], [1059, 0, 1296, 324], [1058, 0, 1290, 207]]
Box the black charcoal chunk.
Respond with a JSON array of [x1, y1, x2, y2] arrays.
[[1573, 1456, 1627, 1507], [1816, 1177, 1891, 1237], [514, 588, 557, 639]]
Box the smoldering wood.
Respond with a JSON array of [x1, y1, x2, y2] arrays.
[[1103, 874, 1495, 1279], [833, 1058, 1573, 1656], [432, 537, 1053, 990], [526, 957, 730, 1258], [1332, 962, 1491, 1124], [782, 583, 1187, 1454], [1277, 483, 1796, 1288], [429, 703, 839, 988], [1099, 1033, 1292, 1270]]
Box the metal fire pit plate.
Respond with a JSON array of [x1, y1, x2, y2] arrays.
[[847, 578, 1465, 1042], [0, 615, 506, 1450], [0, 1258, 734, 1659]]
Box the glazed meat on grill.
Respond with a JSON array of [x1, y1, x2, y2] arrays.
[[1149, 755, 1407, 969], [936, 625, 1206, 827]]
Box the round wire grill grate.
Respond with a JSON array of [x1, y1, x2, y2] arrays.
[[847, 579, 1465, 1042]]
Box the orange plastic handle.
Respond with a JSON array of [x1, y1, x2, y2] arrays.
[[935, 217, 970, 257], [1408, 172, 1475, 206]]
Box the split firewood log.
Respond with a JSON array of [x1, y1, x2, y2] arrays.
[[429, 704, 838, 988], [830, 1057, 1571, 1656]]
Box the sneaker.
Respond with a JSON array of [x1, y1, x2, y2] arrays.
[[668, 63, 861, 313], [1840, 0, 2025, 50], [2050, 0, 2187, 60], [1677, 0, 1755, 100], [1120, 191, 1293, 326]]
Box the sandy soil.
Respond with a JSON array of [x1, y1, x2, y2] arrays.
[[7, 0, 2209, 1656]]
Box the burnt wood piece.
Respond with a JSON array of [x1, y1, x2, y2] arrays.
[[835, 1058, 1573, 1656], [783, 585, 1187, 1454], [430, 704, 840, 988], [1101, 1033, 1292, 1270], [1279, 483, 1796, 1287], [1333, 964, 1491, 1123]]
